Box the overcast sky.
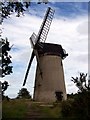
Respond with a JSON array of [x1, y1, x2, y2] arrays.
[[1, 2, 88, 98]]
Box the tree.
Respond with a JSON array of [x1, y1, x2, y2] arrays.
[[1, 81, 10, 100], [2, 81, 9, 92], [1, 0, 49, 23], [17, 88, 31, 99], [71, 73, 90, 119], [0, 37, 13, 77], [61, 73, 90, 119], [0, 1, 31, 23], [71, 73, 90, 92]]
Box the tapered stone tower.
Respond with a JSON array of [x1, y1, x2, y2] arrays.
[[33, 43, 68, 102]]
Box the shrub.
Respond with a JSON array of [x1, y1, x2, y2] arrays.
[[61, 100, 73, 117]]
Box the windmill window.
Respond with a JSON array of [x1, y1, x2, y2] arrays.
[[55, 91, 63, 101]]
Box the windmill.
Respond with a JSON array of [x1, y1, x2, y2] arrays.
[[23, 7, 68, 102]]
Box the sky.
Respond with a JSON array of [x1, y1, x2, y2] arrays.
[[1, 2, 88, 98]]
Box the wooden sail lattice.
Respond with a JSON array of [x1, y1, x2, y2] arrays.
[[37, 7, 55, 43]]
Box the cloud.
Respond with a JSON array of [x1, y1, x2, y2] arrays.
[[1, 5, 88, 98], [77, 21, 88, 35]]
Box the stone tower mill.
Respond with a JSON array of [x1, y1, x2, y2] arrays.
[[23, 7, 68, 102]]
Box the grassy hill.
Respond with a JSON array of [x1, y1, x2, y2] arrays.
[[2, 92, 89, 120], [2, 99, 62, 119]]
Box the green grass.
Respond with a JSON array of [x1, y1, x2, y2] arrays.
[[2, 95, 89, 120], [39, 105, 61, 118], [2, 99, 69, 119], [28, 102, 62, 118], [2, 99, 28, 119]]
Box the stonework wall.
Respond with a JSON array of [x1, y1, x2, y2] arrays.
[[33, 55, 67, 102]]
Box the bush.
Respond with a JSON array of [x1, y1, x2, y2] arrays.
[[61, 100, 73, 117], [61, 91, 90, 120], [72, 91, 90, 119]]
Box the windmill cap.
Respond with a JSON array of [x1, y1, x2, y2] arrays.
[[37, 43, 68, 59]]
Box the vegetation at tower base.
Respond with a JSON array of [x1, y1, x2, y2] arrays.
[[61, 73, 90, 120]]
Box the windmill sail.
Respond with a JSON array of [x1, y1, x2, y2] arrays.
[[30, 32, 37, 47], [23, 51, 35, 86], [23, 7, 55, 86], [30, 34, 43, 78], [37, 7, 55, 43]]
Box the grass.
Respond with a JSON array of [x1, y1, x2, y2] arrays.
[[2, 99, 70, 119], [2, 99, 28, 119], [24, 101, 61, 118], [39, 104, 61, 118]]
